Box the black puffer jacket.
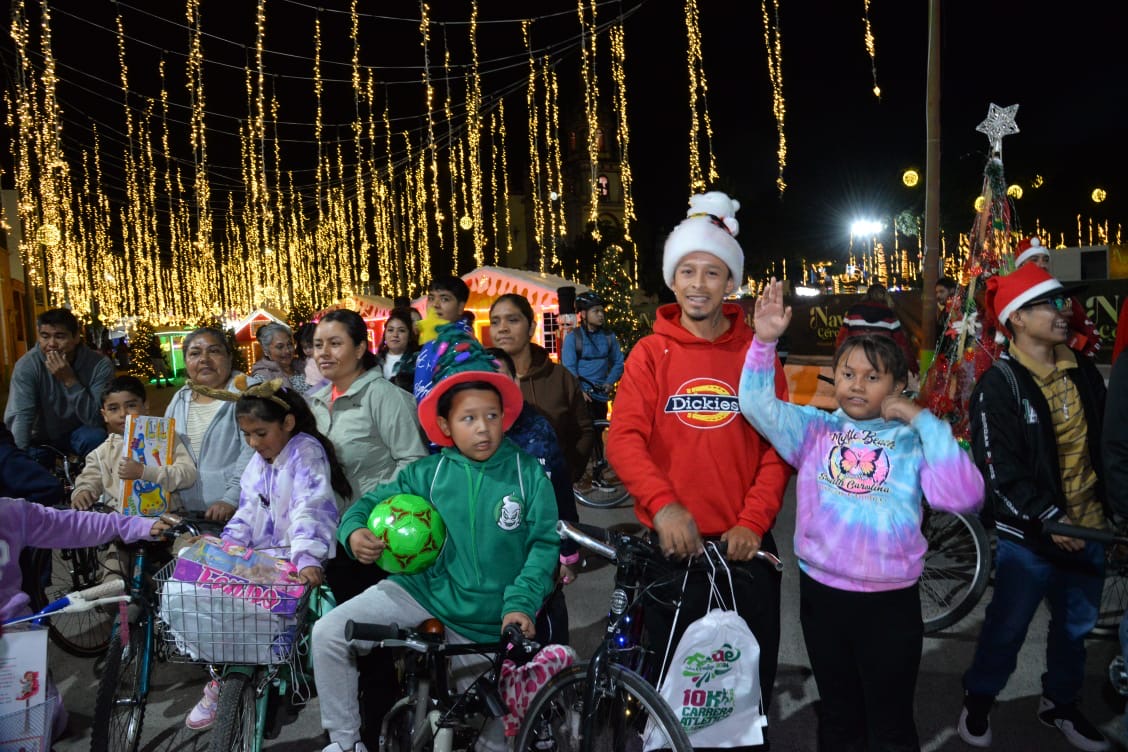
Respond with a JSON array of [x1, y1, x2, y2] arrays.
[[969, 349, 1107, 552]]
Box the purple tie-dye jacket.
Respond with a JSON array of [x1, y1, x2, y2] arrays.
[[739, 337, 984, 592], [223, 432, 340, 574], [0, 498, 157, 621]]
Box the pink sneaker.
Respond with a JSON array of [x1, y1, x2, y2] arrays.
[[185, 680, 220, 730]]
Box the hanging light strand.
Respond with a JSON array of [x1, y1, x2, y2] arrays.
[[862, 0, 880, 98], [761, 0, 787, 193], [684, 0, 718, 192], [609, 18, 637, 281]]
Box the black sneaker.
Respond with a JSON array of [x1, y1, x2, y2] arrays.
[[1037, 697, 1109, 752], [958, 692, 993, 747]]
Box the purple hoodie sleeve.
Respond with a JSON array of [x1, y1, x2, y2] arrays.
[[21, 502, 158, 549], [286, 440, 340, 573]]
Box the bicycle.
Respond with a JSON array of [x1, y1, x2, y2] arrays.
[[572, 381, 629, 509], [157, 546, 327, 752], [513, 520, 785, 752], [343, 619, 538, 752], [2, 578, 131, 748], [90, 512, 217, 752], [23, 446, 117, 657]]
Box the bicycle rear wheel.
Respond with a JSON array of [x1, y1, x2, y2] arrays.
[[209, 672, 259, 752], [574, 420, 631, 509], [514, 662, 692, 752], [919, 509, 992, 634], [29, 544, 115, 657], [91, 615, 150, 752]]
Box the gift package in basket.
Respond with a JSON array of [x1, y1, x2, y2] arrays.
[[0, 627, 52, 751], [159, 536, 306, 665]]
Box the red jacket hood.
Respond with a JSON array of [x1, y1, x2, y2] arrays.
[[652, 302, 752, 346]]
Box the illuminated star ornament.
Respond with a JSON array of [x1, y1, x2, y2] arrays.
[[975, 103, 1020, 156]]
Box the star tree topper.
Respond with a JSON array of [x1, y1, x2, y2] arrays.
[[976, 103, 1020, 156]]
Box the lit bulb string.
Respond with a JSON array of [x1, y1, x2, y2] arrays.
[[51, 2, 644, 84], [761, 0, 787, 194], [861, 0, 880, 98], [26, 6, 643, 191]]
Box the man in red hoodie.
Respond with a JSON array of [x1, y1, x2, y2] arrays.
[[607, 191, 793, 749]]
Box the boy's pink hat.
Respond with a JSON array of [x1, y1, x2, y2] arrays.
[[416, 326, 523, 446]]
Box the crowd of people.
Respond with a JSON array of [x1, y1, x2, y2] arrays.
[[0, 188, 1125, 752]]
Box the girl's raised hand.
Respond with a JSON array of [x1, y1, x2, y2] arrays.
[[753, 277, 792, 343]]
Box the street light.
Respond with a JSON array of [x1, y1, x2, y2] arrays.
[[850, 219, 885, 237]]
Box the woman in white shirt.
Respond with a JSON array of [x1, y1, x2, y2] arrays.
[[374, 307, 419, 394]]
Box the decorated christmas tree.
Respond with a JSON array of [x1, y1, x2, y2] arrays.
[[592, 243, 648, 355], [918, 103, 1020, 443], [127, 319, 159, 383]]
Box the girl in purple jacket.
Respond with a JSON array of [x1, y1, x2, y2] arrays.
[[185, 380, 349, 730]]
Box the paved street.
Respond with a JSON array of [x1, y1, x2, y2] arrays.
[[50, 478, 1128, 750]]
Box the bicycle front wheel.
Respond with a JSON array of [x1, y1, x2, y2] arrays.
[[1091, 541, 1128, 638], [209, 672, 259, 752], [29, 544, 114, 657], [920, 510, 992, 634], [91, 616, 150, 752], [574, 420, 631, 509], [514, 662, 692, 752]]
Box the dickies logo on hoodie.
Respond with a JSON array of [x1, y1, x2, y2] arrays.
[[664, 377, 739, 429]]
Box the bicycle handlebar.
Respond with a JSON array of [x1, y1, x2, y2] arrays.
[[4, 577, 129, 627], [1042, 520, 1128, 547], [556, 520, 784, 572]]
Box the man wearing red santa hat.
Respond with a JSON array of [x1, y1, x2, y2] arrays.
[[958, 263, 1109, 751]]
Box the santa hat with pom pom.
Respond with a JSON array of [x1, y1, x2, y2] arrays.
[[1014, 236, 1050, 268], [984, 263, 1077, 342], [662, 191, 744, 289]]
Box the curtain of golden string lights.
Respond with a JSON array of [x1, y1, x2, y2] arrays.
[[3, 2, 664, 325]]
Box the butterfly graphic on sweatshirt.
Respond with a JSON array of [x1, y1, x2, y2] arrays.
[[825, 443, 892, 493]]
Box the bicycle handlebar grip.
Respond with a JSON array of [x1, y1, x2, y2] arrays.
[[1043, 520, 1127, 546], [345, 620, 402, 642], [75, 577, 126, 601]]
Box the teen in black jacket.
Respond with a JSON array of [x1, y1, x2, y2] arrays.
[[969, 351, 1107, 551]]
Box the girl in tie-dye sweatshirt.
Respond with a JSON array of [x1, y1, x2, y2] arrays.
[[185, 380, 348, 731], [738, 279, 983, 750]]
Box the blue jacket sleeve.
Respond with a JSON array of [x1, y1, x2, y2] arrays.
[[606, 334, 625, 386], [560, 331, 579, 379]]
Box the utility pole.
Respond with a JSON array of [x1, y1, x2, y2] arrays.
[[921, 0, 941, 371]]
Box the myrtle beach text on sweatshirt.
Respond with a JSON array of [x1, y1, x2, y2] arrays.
[[739, 337, 984, 592]]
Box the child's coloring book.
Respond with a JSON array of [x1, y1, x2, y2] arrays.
[[120, 415, 177, 517]]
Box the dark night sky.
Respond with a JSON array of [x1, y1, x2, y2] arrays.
[[2, 1, 1126, 292]]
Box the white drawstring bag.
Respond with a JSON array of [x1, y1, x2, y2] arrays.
[[644, 545, 767, 749]]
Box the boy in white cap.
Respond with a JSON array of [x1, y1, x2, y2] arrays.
[[958, 263, 1110, 751], [607, 191, 793, 750]]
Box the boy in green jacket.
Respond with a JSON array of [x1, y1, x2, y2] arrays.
[[312, 332, 559, 752]]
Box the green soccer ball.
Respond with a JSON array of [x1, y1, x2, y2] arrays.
[[366, 494, 447, 574]]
